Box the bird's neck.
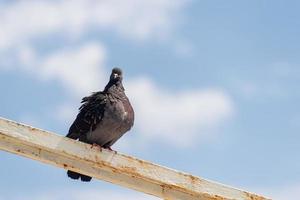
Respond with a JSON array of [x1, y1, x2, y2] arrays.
[[104, 81, 125, 94]]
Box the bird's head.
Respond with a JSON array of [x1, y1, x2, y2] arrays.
[[110, 67, 123, 82], [104, 67, 124, 92]]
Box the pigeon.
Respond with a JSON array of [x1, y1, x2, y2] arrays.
[[66, 67, 134, 182]]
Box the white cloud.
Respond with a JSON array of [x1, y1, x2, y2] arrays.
[[8, 43, 108, 97], [40, 43, 107, 96], [16, 45, 37, 68], [0, 0, 188, 50], [126, 78, 234, 147]]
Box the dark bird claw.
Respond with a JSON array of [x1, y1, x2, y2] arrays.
[[91, 143, 102, 152], [105, 146, 117, 154]]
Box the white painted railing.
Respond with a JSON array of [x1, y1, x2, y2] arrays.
[[0, 117, 269, 200]]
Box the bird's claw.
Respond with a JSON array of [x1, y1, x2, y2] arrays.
[[91, 143, 102, 152], [105, 147, 117, 154]]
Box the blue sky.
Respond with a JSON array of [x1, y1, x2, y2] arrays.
[[0, 0, 299, 199]]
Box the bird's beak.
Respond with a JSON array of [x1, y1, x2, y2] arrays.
[[113, 73, 119, 79]]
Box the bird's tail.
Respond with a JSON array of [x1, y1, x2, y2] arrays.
[[67, 170, 92, 182]]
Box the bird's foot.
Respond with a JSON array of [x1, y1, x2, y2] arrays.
[[105, 147, 117, 154], [91, 143, 102, 152]]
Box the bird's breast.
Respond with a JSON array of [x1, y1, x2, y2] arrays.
[[86, 99, 133, 145]]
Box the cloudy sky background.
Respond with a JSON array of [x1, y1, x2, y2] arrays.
[[0, 0, 299, 199]]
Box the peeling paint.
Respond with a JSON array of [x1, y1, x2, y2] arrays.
[[0, 117, 270, 200]]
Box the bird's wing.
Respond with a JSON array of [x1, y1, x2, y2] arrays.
[[66, 92, 107, 141]]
